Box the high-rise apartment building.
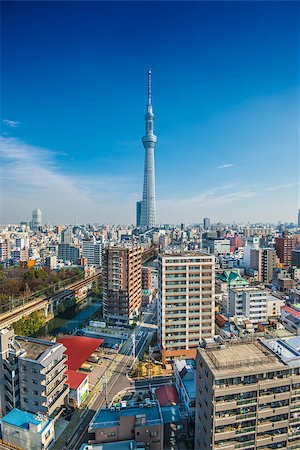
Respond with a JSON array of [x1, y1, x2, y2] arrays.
[[203, 218, 211, 230], [61, 227, 73, 244], [275, 235, 297, 266], [31, 208, 42, 231], [0, 238, 11, 262], [140, 70, 157, 230], [142, 266, 153, 291], [250, 247, 277, 283], [58, 243, 79, 264], [292, 249, 300, 268], [103, 245, 143, 323], [195, 337, 300, 450], [158, 250, 215, 364], [0, 329, 69, 418]]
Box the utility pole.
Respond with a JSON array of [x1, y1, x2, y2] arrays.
[[103, 372, 108, 408], [132, 331, 135, 360]]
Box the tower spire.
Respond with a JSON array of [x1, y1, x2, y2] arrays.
[[148, 70, 152, 106]]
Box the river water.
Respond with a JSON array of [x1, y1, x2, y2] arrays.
[[35, 296, 102, 338]]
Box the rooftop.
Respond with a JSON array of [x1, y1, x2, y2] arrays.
[[1, 408, 52, 434], [79, 441, 144, 450], [159, 249, 211, 258], [217, 269, 249, 286], [281, 305, 300, 319], [160, 405, 186, 424], [155, 385, 179, 406], [262, 338, 300, 368], [89, 402, 162, 431], [201, 338, 285, 377], [67, 369, 88, 390], [59, 336, 103, 371], [16, 336, 57, 361]]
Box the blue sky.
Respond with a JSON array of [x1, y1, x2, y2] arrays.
[[1, 1, 299, 224]]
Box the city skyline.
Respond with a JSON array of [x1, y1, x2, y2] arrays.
[[1, 1, 299, 224]]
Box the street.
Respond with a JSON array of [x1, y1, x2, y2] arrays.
[[53, 301, 158, 450]]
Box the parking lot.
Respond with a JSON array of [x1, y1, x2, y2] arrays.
[[78, 348, 123, 388]]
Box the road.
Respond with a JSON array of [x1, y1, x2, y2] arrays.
[[54, 301, 158, 450]]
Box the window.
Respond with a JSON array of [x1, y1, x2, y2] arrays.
[[23, 398, 28, 403], [107, 432, 116, 437], [150, 431, 158, 437], [33, 390, 38, 395], [23, 387, 28, 393], [33, 401, 38, 406], [31, 368, 37, 374], [33, 379, 38, 385]]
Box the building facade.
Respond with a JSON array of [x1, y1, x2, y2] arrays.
[[158, 251, 215, 364], [275, 235, 297, 266], [229, 286, 268, 324], [31, 209, 42, 231], [58, 243, 79, 264], [88, 401, 163, 450], [0, 329, 69, 418], [103, 245, 143, 323], [195, 337, 300, 450]]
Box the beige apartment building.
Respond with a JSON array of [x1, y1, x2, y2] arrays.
[[195, 337, 300, 450], [103, 245, 143, 323], [158, 250, 215, 364]]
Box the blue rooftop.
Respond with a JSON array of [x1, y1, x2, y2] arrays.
[[161, 405, 186, 424], [1, 409, 52, 434], [90, 403, 162, 430]]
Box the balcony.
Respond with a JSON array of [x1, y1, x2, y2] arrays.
[[256, 433, 288, 447], [43, 355, 67, 377], [45, 365, 66, 388], [215, 401, 237, 412], [48, 384, 69, 415], [258, 391, 290, 404], [214, 440, 255, 449], [257, 419, 289, 433], [215, 384, 258, 396], [258, 378, 290, 390], [45, 375, 67, 398], [257, 405, 290, 419]]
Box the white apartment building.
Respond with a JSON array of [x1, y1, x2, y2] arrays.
[[158, 250, 215, 364], [229, 286, 268, 324]]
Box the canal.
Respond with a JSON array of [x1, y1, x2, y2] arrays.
[[35, 296, 102, 338]]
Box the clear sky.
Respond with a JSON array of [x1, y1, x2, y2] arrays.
[[1, 1, 299, 225]]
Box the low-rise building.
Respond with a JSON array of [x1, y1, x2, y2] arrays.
[[266, 294, 285, 318], [67, 370, 89, 408], [229, 286, 268, 324], [88, 401, 163, 450], [1, 408, 54, 450]]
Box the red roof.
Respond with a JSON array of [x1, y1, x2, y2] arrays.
[[281, 306, 300, 319], [59, 336, 104, 371], [215, 314, 228, 327], [156, 385, 179, 406], [66, 369, 88, 390]]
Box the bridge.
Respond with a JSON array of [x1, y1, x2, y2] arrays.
[[0, 272, 101, 329]]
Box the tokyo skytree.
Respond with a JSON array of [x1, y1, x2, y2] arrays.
[[140, 70, 157, 230]]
